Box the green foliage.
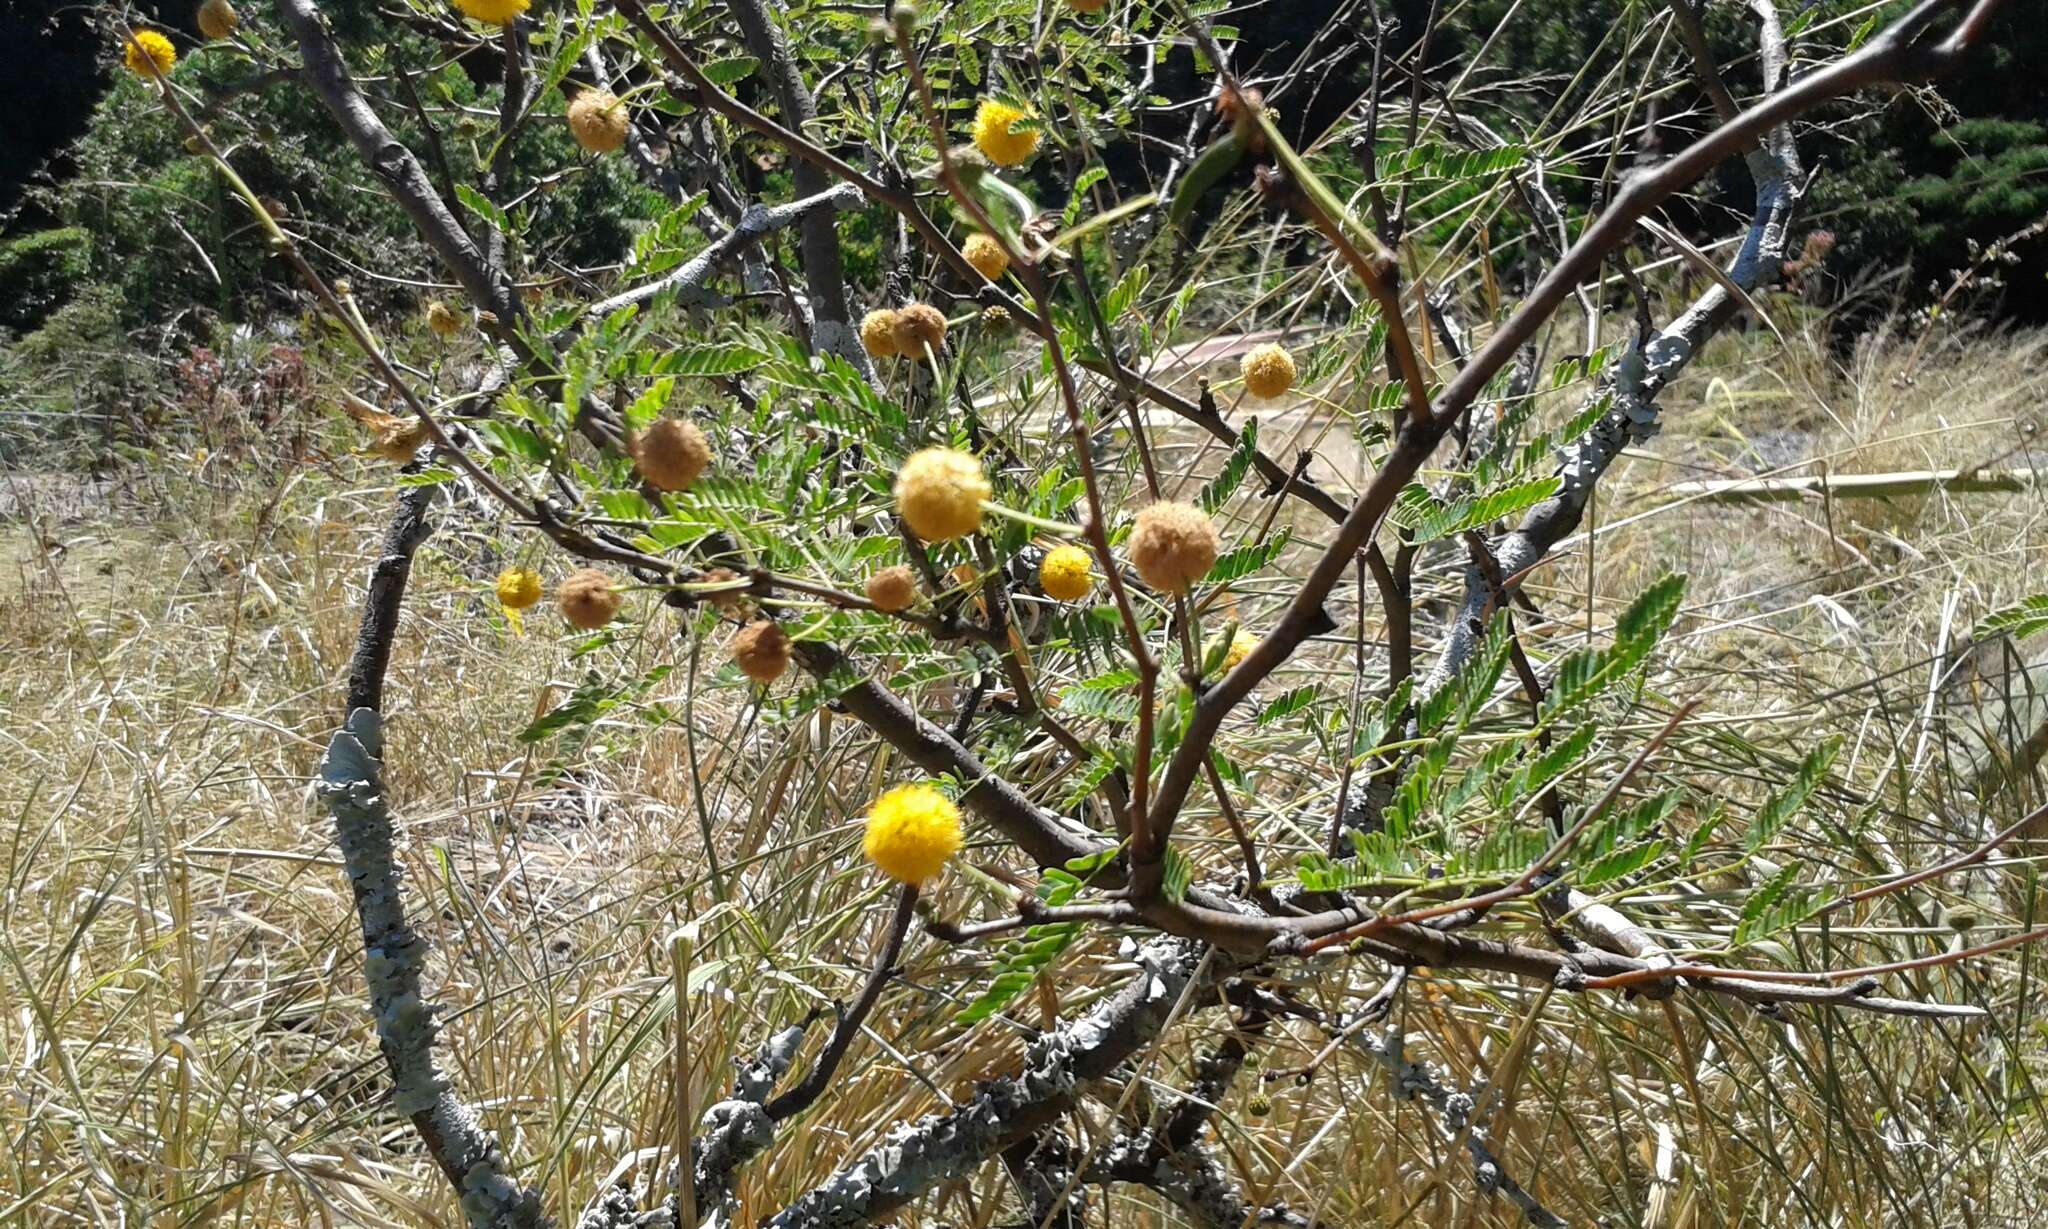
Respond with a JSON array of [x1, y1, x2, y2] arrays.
[[1973, 594, 2048, 642], [1390, 476, 1562, 544], [1745, 740, 1841, 855], [957, 851, 1115, 1024], [1540, 575, 1686, 722], [0, 227, 91, 331], [1199, 418, 1260, 513]]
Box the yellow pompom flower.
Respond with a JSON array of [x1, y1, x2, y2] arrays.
[[495, 567, 543, 610], [863, 783, 964, 884], [1038, 544, 1094, 601], [1215, 627, 1259, 673], [962, 233, 1010, 282], [971, 99, 1040, 167], [452, 0, 529, 25], [1240, 342, 1297, 399], [894, 447, 990, 542], [123, 30, 177, 78], [859, 308, 901, 359]]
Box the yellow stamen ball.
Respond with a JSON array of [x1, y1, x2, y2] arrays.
[[1128, 501, 1219, 594], [1240, 342, 1297, 399], [123, 30, 177, 78], [962, 233, 1010, 282], [495, 567, 542, 610], [894, 447, 990, 542], [863, 783, 964, 884], [971, 99, 1041, 167], [860, 308, 902, 359], [1038, 544, 1094, 601], [452, 0, 529, 25]]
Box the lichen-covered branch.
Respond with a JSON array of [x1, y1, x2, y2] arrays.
[[760, 938, 1213, 1228], [1418, 3, 1805, 699], [1090, 1135, 1312, 1229], [579, 182, 864, 323], [318, 710, 548, 1229]]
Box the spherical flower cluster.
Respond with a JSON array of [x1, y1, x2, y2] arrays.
[[452, 0, 529, 25], [1068, 0, 1108, 11], [890, 303, 948, 360], [863, 783, 964, 884], [424, 300, 463, 337], [568, 89, 629, 154], [865, 565, 918, 613], [1240, 342, 1296, 399], [962, 233, 1010, 282], [197, 0, 239, 40], [124, 30, 177, 78], [495, 567, 542, 610], [1038, 544, 1094, 601], [634, 418, 712, 491], [1218, 627, 1259, 673], [971, 99, 1040, 167], [557, 569, 622, 629], [894, 447, 989, 542], [860, 308, 902, 359], [1128, 501, 1218, 594], [731, 620, 792, 683]]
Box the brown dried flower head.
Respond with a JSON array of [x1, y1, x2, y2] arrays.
[[732, 619, 792, 683], [698, 566, 752, 616], [1127, 501, 1219, 594], [864, 564, 919, 613], [633, 418, 712, 491], [557, 569, 622, 630], [568, 89, 630, 154], [890, 303, 948, 360], [424, 300, 463, 337]]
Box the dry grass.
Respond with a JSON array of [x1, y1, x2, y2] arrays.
[[5, 319, 2048, 1228]]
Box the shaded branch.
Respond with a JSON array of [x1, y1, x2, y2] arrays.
[[1356, 1027, 1566, 1228]]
